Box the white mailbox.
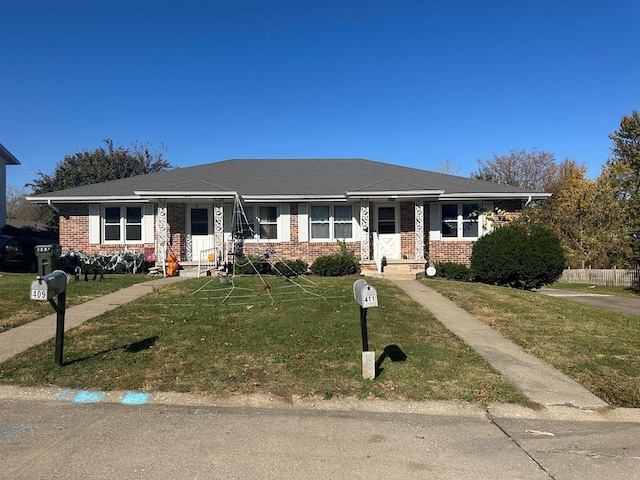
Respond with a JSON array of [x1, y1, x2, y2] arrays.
[[353, 279, 378, 308], [30, 270, 68, 301]]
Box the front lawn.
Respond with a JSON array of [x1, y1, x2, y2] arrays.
[[425, 278, 640, 407], [0, 272, 155, 332], [0, 276, 527, 404]]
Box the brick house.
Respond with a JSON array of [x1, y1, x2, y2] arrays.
[[27, 158, 549, 274]]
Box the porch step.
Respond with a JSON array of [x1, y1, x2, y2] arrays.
[[361, 269, 425, 280]]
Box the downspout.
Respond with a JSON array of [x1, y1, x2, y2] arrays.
[[47, 199, 60, 215]]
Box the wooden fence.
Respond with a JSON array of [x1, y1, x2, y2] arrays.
[[560, 269, 640, 287]]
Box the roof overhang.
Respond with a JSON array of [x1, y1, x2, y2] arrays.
[[437, 192, 552, 201], [134, 190, 238, 201], [0, 143, 20, 165], [26, 195, 145, 204], [346, 190, 445, 199]]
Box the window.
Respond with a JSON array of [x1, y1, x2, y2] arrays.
[[238, 205, 278, 240], [259, 206, 278, 240], [190, 208, 209, 235], [377, 207, 396, 234], [311, 206, 330, 239], [334, 205, 353, 239], [103, 206, 143, 243], [310, 205, 353, 240], [441, 203, 480, 239]]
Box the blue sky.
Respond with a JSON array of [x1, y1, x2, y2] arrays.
[[2, 0, 638, 191]]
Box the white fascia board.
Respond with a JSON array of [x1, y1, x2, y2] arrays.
[[438, 192, 552, 200], [346, 190, 444, 199], [241, 194, 347, 203], [134, 190, 237, 199], [26, 195, 145, 204]]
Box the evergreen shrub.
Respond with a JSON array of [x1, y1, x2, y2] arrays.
[[310, 243, 360, 276], [470, 224, 565, 290], [434, 262, 473, 281]]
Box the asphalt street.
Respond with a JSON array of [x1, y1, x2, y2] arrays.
[[2, 388, 640, 480]]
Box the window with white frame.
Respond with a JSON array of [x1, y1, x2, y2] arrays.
[[103, 205, 143, 242], [310, 205, 353, 240], [240, 205, 278, 240], [441, 203, 480, 239]]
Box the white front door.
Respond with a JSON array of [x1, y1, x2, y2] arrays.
[[188, 206, 214, 261], [376, 205, 401, 259]]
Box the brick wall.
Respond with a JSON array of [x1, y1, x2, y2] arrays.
[[57, 199, 523, 267]]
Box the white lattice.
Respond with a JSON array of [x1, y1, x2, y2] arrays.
[[415, 200, 424, 260], [360, 200, 370, 260]]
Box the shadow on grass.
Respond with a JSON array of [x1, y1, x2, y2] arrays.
[[375, 344, 407, 377], [63, 336, 159, 366]]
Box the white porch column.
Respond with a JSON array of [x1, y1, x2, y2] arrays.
[[415, 200, 425, 260], [360, 199, 370, 261], [214, 199, 224, 261], [156, 201, 168, 267]]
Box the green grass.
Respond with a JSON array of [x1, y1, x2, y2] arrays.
[[0, 276, 527, 404], [425, 278, 640, 407], [552, 282, 640, 298], [0, 272, 154, 333]]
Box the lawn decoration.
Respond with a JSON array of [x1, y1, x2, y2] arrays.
[[191, 194, 323, 304]]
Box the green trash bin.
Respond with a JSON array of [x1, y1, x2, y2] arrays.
[[35, 244, 62, 276]]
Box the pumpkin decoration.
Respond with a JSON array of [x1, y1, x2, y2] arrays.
[[166, 252, 180, 276]]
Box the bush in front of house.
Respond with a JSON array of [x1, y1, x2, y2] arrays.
[[434, 261, 473, 281], [234, 256, 308, 276], [310, 243, 360, 277], [470, 224, 565, 290]]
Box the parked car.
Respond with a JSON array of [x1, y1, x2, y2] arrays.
[[0, 235, 38, 272]]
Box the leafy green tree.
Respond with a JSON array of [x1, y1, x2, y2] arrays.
[[606, 110, 640, 232], [471, 148, 558, 191], [27, 139, 172, 194]]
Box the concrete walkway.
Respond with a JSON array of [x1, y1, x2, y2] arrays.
[[392, 280, 608, 408]]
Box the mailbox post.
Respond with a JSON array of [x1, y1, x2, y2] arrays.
[[30, 270, 68, 366], [353, 279, 378, 379]]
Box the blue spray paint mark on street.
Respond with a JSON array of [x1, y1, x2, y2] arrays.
[[72, 390, 106, 403], [121, 392, 151, 405], [57, 389, 72, 401], [1, 424, 32, 439]]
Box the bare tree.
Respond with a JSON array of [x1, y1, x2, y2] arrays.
[[472, 148, 558, 191]]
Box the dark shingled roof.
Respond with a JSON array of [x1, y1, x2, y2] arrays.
[[28, 158, 546, 200]]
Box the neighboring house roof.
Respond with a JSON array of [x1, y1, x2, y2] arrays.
[[0, 142, 20, 166], [27, 158, 550, 203]]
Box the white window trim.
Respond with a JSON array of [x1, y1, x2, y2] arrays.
[[309, 204, 356, 242], [101, 204, 146, 244], [241, 204, 281, 241], [432, 201, 492, 241]]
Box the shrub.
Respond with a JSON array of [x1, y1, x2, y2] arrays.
[[470, 224, 565, 290], [434, 262, 473, 281], [311, 243, 360, 276], [234, 256, 308, 276]]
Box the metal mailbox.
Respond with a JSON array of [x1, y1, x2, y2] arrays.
[[30, 270, 68, 301], [353, 279, 378, 308]]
